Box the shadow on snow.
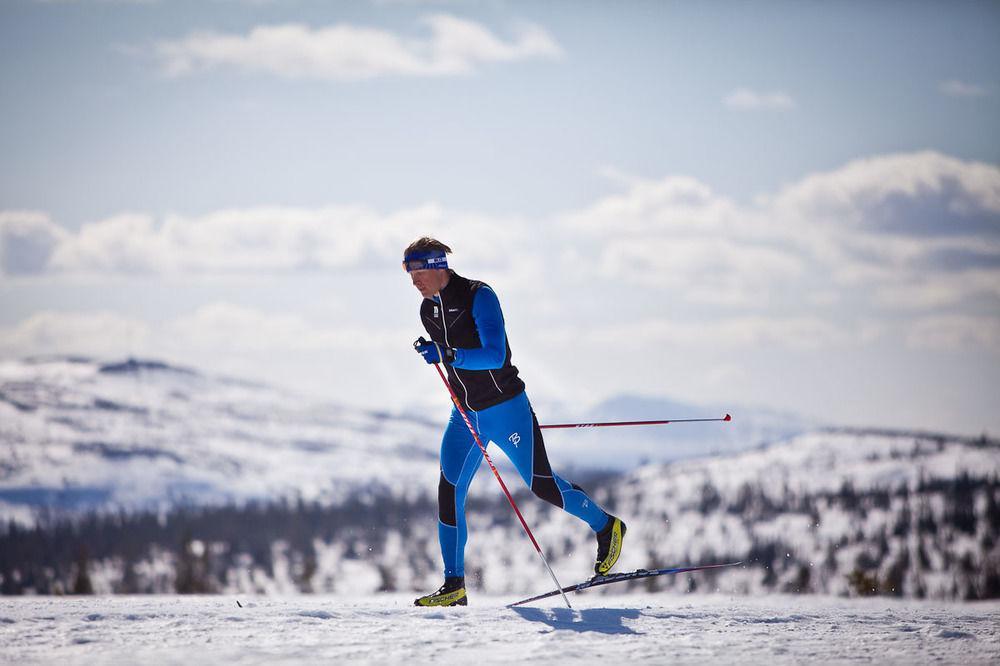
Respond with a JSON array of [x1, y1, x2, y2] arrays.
[[510, 607, 642, 635]]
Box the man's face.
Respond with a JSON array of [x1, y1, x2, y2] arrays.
[[410, 268, 448, 298]]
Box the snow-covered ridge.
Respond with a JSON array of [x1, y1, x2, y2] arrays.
[[0, 357, 441, 521], [590, 429, 1000, 599]]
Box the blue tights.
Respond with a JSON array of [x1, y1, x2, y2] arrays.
[[437, 392, 610, 578]]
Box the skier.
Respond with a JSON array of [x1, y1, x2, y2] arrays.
[[404, 237, 626, 607]]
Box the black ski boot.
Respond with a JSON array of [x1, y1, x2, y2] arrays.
[[594, 516, 627, 575], [414, 576, 468, 607]]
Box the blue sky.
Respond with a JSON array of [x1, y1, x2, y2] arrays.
[[1, 0, 999, 435]]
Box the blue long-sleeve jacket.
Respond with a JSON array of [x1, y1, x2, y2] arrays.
[[452, 287, 506, 370]]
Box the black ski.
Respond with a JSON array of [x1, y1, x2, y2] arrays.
[[507, 562, 743, 607]]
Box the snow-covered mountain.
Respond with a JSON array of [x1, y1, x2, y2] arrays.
[[0, 357, 441, 523], [0, 356, 808, 523]]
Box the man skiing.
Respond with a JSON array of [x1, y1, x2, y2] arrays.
[[404, 237, 626, 607]]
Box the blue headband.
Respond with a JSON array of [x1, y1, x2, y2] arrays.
[[402, 249, 449, 272]]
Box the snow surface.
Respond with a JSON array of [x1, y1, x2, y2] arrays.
[[1, 594, 997, 665]]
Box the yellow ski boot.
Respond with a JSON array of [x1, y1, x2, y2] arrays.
[[595, 516, 627, 575], [414, 577, 468, 607]]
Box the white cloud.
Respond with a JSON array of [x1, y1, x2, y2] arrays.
[[154, 15, 563, 80], [557, 153, 1000, 312], [6, 204, 529, 277], [763, 152, 1000, 309], [561, 175, 737, 235], [767, 151, 1000, 236], [49, 213, 169, 274], [723, 87, 796, 111], [940, 80, 989, 98], [556, 172, 803, 305]]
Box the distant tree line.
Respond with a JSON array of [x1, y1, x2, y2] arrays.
[[1, 470, 998, 599], [0, 493, 440, 595]]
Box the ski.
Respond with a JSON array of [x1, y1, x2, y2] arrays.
[[507, 562, 743, 607]]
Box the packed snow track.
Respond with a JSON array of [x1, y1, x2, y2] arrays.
[[1, 594, 997, 664]]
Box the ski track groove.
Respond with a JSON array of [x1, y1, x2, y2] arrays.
[[1, 594, 998, 664]]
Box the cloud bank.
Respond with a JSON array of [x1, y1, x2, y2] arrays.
[[154, 15, 563, 80], [560, 152, 1000, 310], [3, 151, 999, 366], [4, 152, 998, 315]]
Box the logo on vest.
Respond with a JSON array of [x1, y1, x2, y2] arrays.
[[508, 432, 521, 447]]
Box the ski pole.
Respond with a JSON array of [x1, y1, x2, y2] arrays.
[[540, 414, 731, 430], [429, 362, 574, 610]]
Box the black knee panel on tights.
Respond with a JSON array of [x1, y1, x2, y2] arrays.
[[438, 471, 457, 527], [531, 474, 564, 508], [529, 412, 564, 508]]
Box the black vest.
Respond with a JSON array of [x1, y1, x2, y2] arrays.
[[420, 271, 525, 412]]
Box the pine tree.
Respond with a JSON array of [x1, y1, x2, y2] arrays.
[[71, 546, 94, 595]]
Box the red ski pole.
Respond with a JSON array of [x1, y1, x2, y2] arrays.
[[540, 414, 732, 430], [430, 362, 573, 610]]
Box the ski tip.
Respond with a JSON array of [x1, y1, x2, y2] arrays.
[[723, 413, 731, 422]]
